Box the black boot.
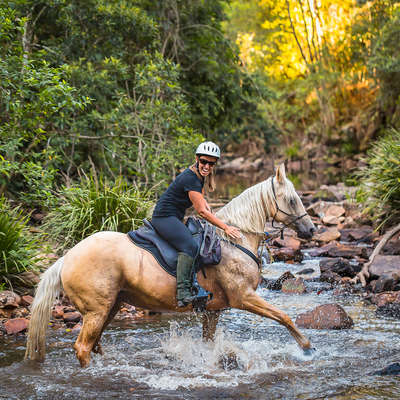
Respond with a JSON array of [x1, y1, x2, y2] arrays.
[[176, 252, 196, 307]]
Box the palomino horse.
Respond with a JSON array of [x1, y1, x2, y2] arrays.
[[25, 164, 315, 367]]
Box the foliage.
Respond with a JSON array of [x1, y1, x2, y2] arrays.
[[43, 175, 154, 250], [356, 128, 400, 227], [0, 197, 41, 288]]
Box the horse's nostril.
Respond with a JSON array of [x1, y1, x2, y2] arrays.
[[310, 227, 316, 235]]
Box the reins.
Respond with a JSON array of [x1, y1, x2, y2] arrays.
[[270, 177, 308, 240]]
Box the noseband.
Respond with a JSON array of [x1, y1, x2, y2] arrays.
[[270, 177, 308, 239]]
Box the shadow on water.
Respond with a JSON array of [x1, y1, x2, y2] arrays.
[[1, 261, 400, 400]]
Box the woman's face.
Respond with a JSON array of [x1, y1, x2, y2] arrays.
[[196, 155, 218, 177]]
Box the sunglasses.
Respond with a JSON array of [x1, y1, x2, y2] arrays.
[[199, 158, 216, 167]]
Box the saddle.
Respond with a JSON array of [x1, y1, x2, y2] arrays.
[[127, 217, 221, 277]]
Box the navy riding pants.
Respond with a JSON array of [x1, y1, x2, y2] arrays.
[[151, 216, 199, 258]]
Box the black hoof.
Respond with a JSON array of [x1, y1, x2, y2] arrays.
[[303, 347, 316, 356]]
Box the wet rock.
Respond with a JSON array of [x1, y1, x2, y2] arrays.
[[281, 278, 306, 294], [264, 271, 296, 290], [0, 291, 21, 308], [312, 242, 367, 259], [364, 291, 400, 307], [12, 307, 30, 318], [307, 243, 338, 257], [271, 247, 303, 263], [314, 228, 341, 243], [295, 304, 354, 329], [319, 258, 358, 278], [21, 295, 34, 307], [52, 305, 65, 319], [373, 363, 400, 376], [272, 237, 301, 251], [63, 312, 81, 323], [320, 270, 342, 284], [218, 351, 239, 370], [382, 238, 400, 255], [369, 255, 400, 278], [297, 268, 315, 275], [376, 303, 400, 319], [71, 323, 82, 333], [370, 274, 400, 293], [0, 308, 13, 318], [339, 227, 376, 243], [4, 318, 29, 334]]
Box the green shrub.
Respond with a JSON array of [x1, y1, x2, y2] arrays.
[[356, 128, 400, 227], [43, 175, 154, 250], [0, 197, 41, 289]]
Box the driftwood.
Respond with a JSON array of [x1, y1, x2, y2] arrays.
[[352, 223, 400, 287]]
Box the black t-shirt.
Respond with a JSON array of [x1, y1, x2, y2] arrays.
[[152, 168, 204, 220]]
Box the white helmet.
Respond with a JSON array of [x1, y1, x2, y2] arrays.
[[195, 141, 220, 159]]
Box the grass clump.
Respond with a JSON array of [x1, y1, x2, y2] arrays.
[[356, 128, 400, 227], [43, 175, 154, 250], [0, 197, 41, 289]]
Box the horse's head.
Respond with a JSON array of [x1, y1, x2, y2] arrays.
[[270, 164, 315, 240]]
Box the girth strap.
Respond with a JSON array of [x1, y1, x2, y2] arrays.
[[229, 242, 260, 267]]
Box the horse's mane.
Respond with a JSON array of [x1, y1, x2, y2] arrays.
[[215, 176, 296, 236]]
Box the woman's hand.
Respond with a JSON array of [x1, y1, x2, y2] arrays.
[[224, 225, 241, 239]]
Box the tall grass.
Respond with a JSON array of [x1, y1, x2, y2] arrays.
[[43, 175, 154, 250], [0, 197, 41, 289], [356, 128, 400, 227]]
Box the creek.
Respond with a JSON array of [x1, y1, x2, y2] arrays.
[[1, 258, 400, 399]]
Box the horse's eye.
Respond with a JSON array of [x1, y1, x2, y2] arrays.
[[289, 198, 296, 208]]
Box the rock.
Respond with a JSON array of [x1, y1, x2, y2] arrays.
[[314, 229, 341, 243], [365, 291, 400, 307], [382, 238, 400, 255], [271, 248, 303, 263], [376, 303, 400, 319], [0, 308, 13, 318], [369, 255, 400, 278], [71, 323, 82, 332], [0, 291, 21, 308], [12, 307, 30, 318], [339, 227, 376, 243], [281, 278, 306, 294], [326, 205, 346, 218], [296, 268, 315, 275], [52, 305, 65, 319], [322, 215, 340, 225], [16, 271, 40, 287], [295, 304, 354, 329], [4, 318, 29, 334], [63, 312, 81, 323], [322, 242, 367, 259], [319, 258, 358, 278], [272, 237, 301, 251], [20, 295, 34, 307], [320, 270, 342, 284], [265, 271, 296, 290], [306, 243, 338, 257], [370, 274, 400, 293], [373, 363, 400, 376]]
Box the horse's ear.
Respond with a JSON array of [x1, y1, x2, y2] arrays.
[[275, 163, 287, 184]]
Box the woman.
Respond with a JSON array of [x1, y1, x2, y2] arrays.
[[151, 141, 241, 307]]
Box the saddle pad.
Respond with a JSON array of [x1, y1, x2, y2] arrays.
[[127, 227, 178, 277]]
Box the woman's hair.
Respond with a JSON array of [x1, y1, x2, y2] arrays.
[[191, 163, 216, 193]]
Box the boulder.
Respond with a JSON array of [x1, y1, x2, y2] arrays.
[[322, 215, 341, 225], [369, 255, 400, 278], [320, 270, 342, 284], [52, 305, 65, 319], [265, 271, 296, 290], [4, 318, 29, 334], [271, 248, 303, 263], [281, 278, 307, 294], [339, 227, 376, 243], [365, 291, 400, 307], [382, 237, 400, 255], [296, 268, 315, 275], [0, 291, 21, 308], [319, 258, 359, 278], [272, 237, 301, 251], [325, 204, 346, 218], [373, 363, 400, 376], [370, 274, 400, 293], [314, 228, 341, 243], [63, 312, 81, 323], [20, 295, 34, 307], [295, 304, 354, 329]]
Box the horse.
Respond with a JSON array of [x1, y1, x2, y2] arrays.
[[25, 163, 316, 367]]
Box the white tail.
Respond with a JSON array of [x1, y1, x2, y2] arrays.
[[25, 257, 64, 361]]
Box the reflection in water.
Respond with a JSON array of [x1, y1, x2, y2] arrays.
[[1, 260, 400, 399]]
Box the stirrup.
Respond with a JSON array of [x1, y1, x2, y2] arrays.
[[191, 272, 213, 312]]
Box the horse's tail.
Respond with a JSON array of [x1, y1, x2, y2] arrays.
[[25, 256, 64, 362]]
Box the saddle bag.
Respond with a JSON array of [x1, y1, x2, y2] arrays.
[[186, 217, 222, 266]]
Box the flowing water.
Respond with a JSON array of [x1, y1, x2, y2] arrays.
[[1, 259, 400, 399]]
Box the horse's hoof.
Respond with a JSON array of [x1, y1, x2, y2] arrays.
[[303, 347, 316, 356]]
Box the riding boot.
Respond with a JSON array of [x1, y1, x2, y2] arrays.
[[176, 252, 196, 307]]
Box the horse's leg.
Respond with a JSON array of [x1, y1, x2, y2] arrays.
[[237, 291, 311, 350], [92, 299, 122, 355], [202, 311, 220, 341], [73, 309, 110, 367]]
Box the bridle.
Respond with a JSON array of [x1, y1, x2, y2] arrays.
[[270, 176, 308, 239]]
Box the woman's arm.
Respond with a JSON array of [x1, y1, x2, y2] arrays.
[[188, 191, 241, 239]]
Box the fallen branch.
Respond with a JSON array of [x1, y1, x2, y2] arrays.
[[351, 223, 400, 286]]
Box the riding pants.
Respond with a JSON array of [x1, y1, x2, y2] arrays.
[[151, 216, 199, 258]]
